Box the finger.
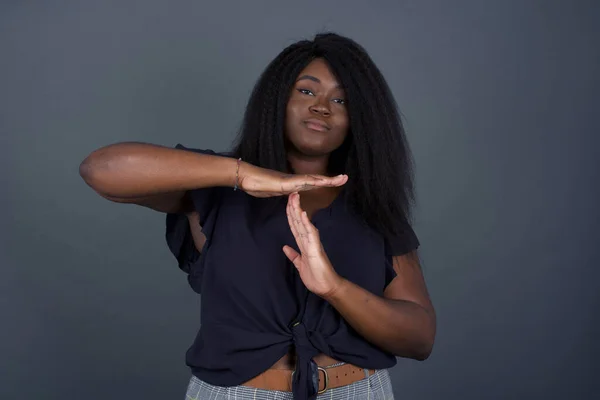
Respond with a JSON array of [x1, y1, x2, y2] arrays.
[[292, 193, 308, 240], [294, 176, 319, 192], [300, 209, 319, 246], [287, 194, 305, 250], [294, 174, 347, 192], [326, 174, 348, 186], [310, 174, 348, 188], [289, 194, 308, 251], [286, 194, 300, 240], [282, 245, 301, 269]]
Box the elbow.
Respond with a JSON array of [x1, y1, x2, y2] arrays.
[[412, 338, 434, 361], [79, 155, 95, 184], [79, 142, 143, 198], [79, 150, 119, 199], [402, 337, 434, 361], [79, 152, 105, 191], [79, 143, 122, 183], [415, 321, 436, 361], [414, 308, 436, 361], [390, 333, 435, 361], [413, 316, 436, 361], [395, 316, 436, 361]]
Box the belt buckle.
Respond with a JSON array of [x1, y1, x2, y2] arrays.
[[317, 366, 329, 394], [289, 366, 329, 395]]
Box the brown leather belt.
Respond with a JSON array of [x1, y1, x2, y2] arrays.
[[242, 363, 375, 394]]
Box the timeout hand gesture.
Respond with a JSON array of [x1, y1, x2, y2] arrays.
[[282, 192, 344, 298], [238, 163, 348, 198]]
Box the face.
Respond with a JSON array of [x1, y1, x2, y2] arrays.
[[284, 58, 349, 157]]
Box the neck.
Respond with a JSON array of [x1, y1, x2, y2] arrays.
[[287, 151, 331, 176]]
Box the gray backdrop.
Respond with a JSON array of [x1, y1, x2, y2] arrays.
[[1, 1, 598, 399]]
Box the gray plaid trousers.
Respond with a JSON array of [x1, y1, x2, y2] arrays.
[[184, 369, 394, 400]]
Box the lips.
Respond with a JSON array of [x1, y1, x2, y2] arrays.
[[303, 118, 330, 132]]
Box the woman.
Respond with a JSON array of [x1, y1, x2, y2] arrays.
[[80, 33, 436, 400]]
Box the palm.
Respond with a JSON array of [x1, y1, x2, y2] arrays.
[[239, 164, 348, 198], [282, 192, 341, 297]]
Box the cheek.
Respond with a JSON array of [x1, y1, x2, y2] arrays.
[[285, 101, 301, 123], [336, 114, 350, 136], [284, 105, 293, 130]]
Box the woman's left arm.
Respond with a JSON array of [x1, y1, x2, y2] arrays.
[[324, 251, 436, 360], [283, 192, 436, 360]]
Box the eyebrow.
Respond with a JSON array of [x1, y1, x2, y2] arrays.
[[296, 75, 342, 89]]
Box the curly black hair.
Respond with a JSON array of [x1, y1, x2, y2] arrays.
[[231, 32, 416, 240]]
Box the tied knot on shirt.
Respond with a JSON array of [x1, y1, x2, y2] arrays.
[[291, 322, 330, 399]]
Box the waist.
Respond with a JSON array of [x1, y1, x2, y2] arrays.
[[244, 354, 375, 394], [269, 351, 340, 370]]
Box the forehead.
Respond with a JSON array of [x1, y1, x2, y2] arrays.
[[296, 58, 341, 86]]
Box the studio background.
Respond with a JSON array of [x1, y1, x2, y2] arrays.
[[1, 1, 598, 399]]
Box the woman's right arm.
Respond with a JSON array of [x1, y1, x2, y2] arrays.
[[79, 142, 237, 214], [79, 141, 349, 213]]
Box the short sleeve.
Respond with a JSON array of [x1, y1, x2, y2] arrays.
[[164, 144, 223, 293], [383, 221, 420, 287]]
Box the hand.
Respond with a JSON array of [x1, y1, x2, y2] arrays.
[[184, 211, 207, 252], [185, 210, 200, 220], [282, 192, 344, 298], [238, 163, 348, 198]]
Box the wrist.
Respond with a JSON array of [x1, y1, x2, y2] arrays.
[[232, 157, 242, 190], [235, 160, 256, 190], [321, 274, 348, 301], [224, 157, 245, 189]]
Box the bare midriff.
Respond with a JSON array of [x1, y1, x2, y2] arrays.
[[269, 350, 341, 370]]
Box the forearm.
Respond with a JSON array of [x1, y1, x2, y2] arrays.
[[79, 142, 238, 198], [325, 278, 435, 360]]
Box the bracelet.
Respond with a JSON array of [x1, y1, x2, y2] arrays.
[[233, 158, 242, 191]]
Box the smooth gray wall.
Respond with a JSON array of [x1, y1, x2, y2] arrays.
[[1, 1, 598, 399]]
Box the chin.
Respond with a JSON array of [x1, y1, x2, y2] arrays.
[[292, 142, 336, 157], [287, 138, 338, 157]]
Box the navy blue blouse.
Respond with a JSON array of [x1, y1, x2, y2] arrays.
[[165, 145, 420, 399]]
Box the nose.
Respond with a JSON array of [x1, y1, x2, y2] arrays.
[[309, 98, 331, 117]]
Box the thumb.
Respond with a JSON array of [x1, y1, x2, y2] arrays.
[[282, 245, 301, 267]]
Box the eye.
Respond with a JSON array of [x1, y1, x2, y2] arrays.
[[333, 98, 346, 105], [297, 88, 315, 96]]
